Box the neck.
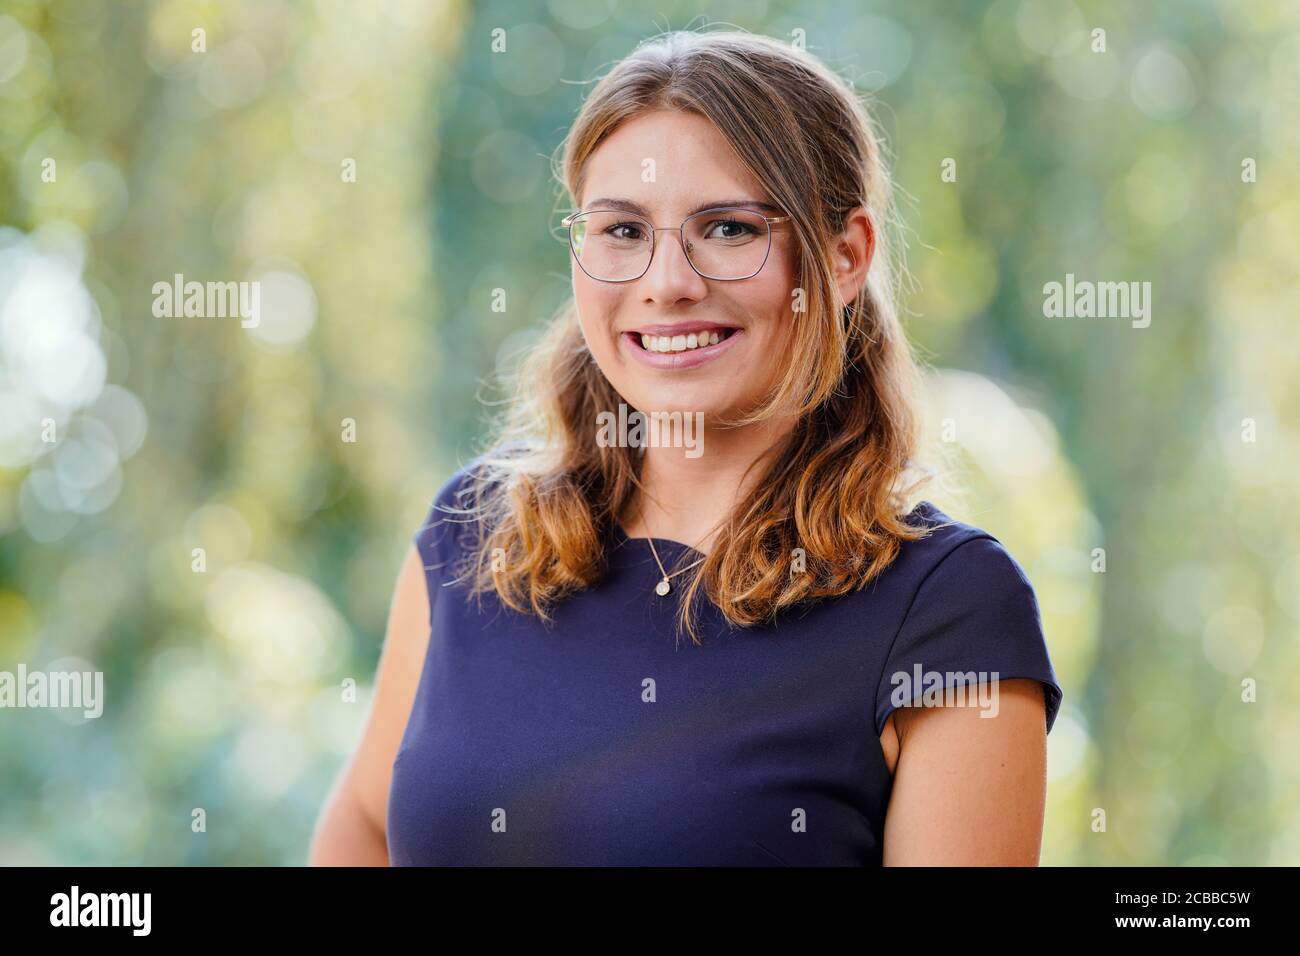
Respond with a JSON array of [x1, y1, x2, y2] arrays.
[[621, 412, 797, 554]]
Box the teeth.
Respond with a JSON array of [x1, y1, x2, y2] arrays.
[[639, 329, 728, 352]]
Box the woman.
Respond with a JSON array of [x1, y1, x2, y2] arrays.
[[310, 29, 1062, 866]]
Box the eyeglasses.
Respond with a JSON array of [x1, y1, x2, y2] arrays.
[[560, 206, 791, 282]]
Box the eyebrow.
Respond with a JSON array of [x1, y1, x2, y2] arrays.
[[582, 197, 783, 217]]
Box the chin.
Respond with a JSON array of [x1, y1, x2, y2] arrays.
[[628, 383, 722, 415]]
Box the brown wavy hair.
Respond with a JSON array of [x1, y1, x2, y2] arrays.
[[456, 28, 934, 643]]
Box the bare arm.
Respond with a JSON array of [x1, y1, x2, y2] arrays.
[[881, 678, 1049, 865], [309, 544, 431, 865]]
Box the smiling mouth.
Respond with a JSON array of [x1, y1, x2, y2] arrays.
[[631, 327, 739, 353]]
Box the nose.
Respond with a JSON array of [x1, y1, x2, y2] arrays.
[[639, 227, 708, 302]]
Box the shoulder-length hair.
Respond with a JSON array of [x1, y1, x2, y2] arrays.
[[458, 28, 933, 643]]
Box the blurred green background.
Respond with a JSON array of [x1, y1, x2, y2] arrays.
[[1, 0, 1297, 865]]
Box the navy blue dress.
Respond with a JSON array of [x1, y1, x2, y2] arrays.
[[387, 460, 1063, 866]]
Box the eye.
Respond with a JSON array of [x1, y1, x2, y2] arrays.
[[703, 218, 758, 241], [604, 221, 648, 241]]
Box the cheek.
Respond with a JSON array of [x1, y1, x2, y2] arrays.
[[747, 272, 797, 343], [574, 282, 623, 352], [753, 243, 798, 320]]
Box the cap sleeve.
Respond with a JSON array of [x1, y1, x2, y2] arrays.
[[874, 535, 1063, 737]]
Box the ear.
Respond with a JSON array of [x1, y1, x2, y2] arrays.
[[832, 206, 875, 308]]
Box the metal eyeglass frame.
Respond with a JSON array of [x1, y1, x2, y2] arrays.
[[560, 206, 792, 282]]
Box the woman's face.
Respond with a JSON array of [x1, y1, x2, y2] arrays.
[[571, 110, 797, 421]]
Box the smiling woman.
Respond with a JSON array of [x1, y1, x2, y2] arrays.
[[309, 28, 1063, 867]]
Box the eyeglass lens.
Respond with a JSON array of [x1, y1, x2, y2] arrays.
[[569, 208, 773, 281]]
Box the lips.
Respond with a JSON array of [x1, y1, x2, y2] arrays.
[[619, 326, 743, 370]]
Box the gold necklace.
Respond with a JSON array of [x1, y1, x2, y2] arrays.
[[645, 534, 707, 596]]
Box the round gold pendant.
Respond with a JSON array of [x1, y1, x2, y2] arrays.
[[655, 579, 671, 596]]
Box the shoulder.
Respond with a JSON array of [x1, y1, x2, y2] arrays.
[[412, 442, 530, 565], [888, 501, 1043, 641], [890, 500, 1032, 598], [414, 461, 478, 553]]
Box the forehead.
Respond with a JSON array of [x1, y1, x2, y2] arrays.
[[580, 110, 770, 213]]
